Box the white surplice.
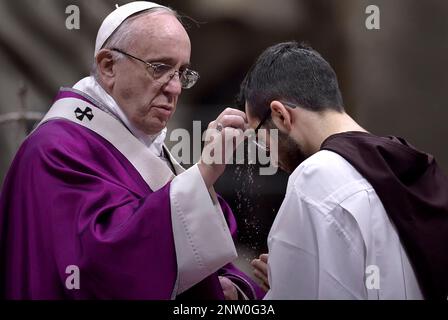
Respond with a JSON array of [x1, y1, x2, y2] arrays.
[[265, 150, 423, 300]]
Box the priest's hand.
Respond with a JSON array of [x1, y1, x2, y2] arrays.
[[219, 276, 239, 300], [198, 108, 248, 188], [251, 253, 270, 292]]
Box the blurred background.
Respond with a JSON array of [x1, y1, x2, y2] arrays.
[[1, 0, 447, 278]]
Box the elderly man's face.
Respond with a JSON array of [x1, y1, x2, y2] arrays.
[[111, 12, 191, 135]]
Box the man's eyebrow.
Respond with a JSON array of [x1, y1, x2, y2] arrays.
[[146, 56, 191, 68]]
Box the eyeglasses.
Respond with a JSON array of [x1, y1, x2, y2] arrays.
[[252, 108, 272, 152], [110, 48, 200, 89], [252, 102, 299, 152]]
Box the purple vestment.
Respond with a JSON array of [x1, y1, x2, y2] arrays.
[[0, 91, 263, 300]]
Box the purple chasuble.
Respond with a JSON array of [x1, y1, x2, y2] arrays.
[[321, 131, 448, 300], [0, 90, 263, 300]]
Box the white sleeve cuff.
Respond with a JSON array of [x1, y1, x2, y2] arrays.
[[170, 164, 237, 294]]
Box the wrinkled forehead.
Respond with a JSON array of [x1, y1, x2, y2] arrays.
[[130, 12, 189, 45], [128, 12, 191, 61]]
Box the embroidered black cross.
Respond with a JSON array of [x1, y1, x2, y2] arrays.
[[74, 107, 94, 121]]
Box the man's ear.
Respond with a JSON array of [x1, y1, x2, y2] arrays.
[[95, 49, 116, 88], [270, 100, 293, 132]]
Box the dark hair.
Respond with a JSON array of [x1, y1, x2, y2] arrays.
[[238, 41, 344, 119]]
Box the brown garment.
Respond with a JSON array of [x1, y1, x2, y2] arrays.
[[321, 131, 448, 300]]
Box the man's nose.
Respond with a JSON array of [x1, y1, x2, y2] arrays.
[[163, 72, 182, 95]]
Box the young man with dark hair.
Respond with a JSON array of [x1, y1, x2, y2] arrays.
[[244, 41, 448, 299]]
